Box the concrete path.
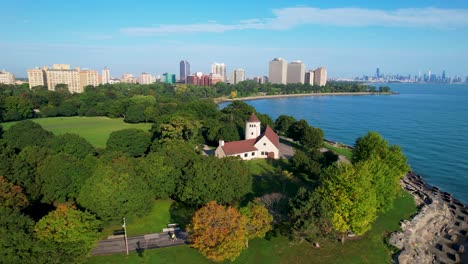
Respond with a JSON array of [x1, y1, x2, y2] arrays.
[[91, 231, 188, 256]]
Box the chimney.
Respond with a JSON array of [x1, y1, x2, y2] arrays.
[[219, 140, 224, 146]]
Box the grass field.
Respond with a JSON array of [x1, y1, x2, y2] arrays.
[[324, 142, 353, 160], [87, 191, 416, 264], [87, 158, 417, 264], [1, 117, 152, 148]]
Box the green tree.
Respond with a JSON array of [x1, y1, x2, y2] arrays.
[[135, 153, 175, 199], [158, 115, 202, 143], [287, 119, 309, 142], [50, 133, 96, 159], [187, 201, 247, 262], [2, 96, 34, 121], [106, 129, 151, 157], [78, 156, 153, 221], [0, 207, 35, 264], [317, 162, 377, 243], [0, 176, 29, 209], [34, 205, 101, 264], [2, 120, 54, 150], [300, 126, 324, 150], [290, 150, 322, 182], [274, 115, 297, 135]]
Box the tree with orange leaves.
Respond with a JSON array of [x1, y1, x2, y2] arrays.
[[187, 201, 247, 262], [240, 202, 273, 248], [0, 176, 29, 209]]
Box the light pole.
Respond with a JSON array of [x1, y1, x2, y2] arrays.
[[122, 217, 129, 255]]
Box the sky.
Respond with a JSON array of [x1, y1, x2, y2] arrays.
[[1, 0, 468, 78]]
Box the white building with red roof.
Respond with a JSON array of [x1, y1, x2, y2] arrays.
[[215, 113, 280, 160]]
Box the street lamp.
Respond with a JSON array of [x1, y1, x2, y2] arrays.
[[122, 217, 129, 255]]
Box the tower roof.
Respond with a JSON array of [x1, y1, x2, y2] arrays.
[[247, 113, 260, 123]]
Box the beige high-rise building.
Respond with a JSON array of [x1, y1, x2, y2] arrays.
[[0, 70, 15, 84], [269, 58, 288, 84], [138, 73, 156, 84], [101, 67, 110, 84], [79, 69, 99, 91], [305, 70, 315, 85], [229, 68, 245, 84], [287, 61, 305, 84], [211, 63, 226, 82], [121, 73, 136, 83], [27, 64, 99, 93], [314, 67, 327, 86]]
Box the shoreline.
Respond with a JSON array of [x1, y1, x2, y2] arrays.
[[390, 172, 467, 263], [215, 92, 394, 103]]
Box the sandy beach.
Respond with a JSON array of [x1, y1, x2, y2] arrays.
[[216, 92, 393, 103]]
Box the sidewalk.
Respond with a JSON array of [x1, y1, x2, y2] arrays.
[[91, 231, 188, 256]]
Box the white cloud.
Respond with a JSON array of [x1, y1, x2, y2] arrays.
[[120, 6, 468, 36]]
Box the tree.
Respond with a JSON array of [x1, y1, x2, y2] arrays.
[[135, 153, 175, 199], [2, 96, 34, 121], [157, 115, 202, 143], [274, 115, 297, 135], [290, 150, 322, 182], [300, 126, 324, 150], [240, 203, 273, 247], [287, 119, 309, 142], [352, 131, 389, 163], [78, 156, 153, 221], [33, 205, 101, 263], [0, 207, 35, 264], [176, 157, 252, 205], [187, 201, 247, 262], [50, 133, 96, 159], [37, 153, 96, 203], [106, 129, 151, 157], [2, 120, 54, 150], [0, 124, 3, 138], [0, 176, 29, 209], [317, 162, 377, 243]]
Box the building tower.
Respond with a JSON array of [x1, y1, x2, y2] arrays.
[[376, 67, 380, 78], [245, 113, 261, 140], [305, 70, 315, 85], [287, 61, 305, 84], [314, 67, 328, 86], [269, 58, 288, 84], [211, 63, 226, 81], [229, 68, 245, 84], [101, 67, 110, 84], [180, 60, 190, 83]]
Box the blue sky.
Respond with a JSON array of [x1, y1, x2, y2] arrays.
[[1, 0, 468, 78]]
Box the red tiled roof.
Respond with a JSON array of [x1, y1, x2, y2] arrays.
[[222, 138, 258, 155], [247, 113, 260, 122], [261, 125, 279, 148]]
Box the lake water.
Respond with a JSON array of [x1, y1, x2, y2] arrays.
[[222, 84, 468, 203]]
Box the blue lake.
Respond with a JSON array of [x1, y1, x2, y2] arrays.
[[222, 83, 468, 203]]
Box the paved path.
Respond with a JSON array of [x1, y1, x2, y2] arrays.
[[91, 231, 188, 256]]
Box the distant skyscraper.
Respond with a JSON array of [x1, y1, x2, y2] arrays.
[[102, 67, 110, 84], [229, 68, 245, 84], [211, 63, 226, 81], [313, 67, 327, 86], [139, 73, 156, 84], [376, 67, 380, 78], [180, 60, 190, 83], [442, 70, 446, 81], [305, 70, 315, 85], [287, 61, 305, 84], [269, 58, 288, 84], [121, 73, 136, 83]]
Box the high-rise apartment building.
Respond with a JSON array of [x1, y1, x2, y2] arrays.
[[163, 73, 176, 84], [287, 61, 305, 84], [305, 70, 315, 85], [45, 64, 81, 92], [27, 68, 46, 88], [209, 73, 224, 86], [229, 68, 245, 84], [211, 63, 226, 82], [101, 67, 111, 84], [180, 60, 190, 83], [121, 73, 136, 83], [79, 69, 99, 90], [269, 58, 288, 84], [0, 70, 15, 84], [138, 73, 156, 84], [313, 67, 327, 86]]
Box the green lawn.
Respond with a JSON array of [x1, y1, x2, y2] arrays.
[[0, 116, 152, 148], [100, 200, 173, 239], [324, 142, 353, 160], [87, 191, 416, 264]]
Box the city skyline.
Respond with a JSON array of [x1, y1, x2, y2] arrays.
[[2, 1, 468, 78]]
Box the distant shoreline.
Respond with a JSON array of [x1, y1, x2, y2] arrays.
[[216, 92, 393, 103]]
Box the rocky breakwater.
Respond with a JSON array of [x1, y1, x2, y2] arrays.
[[390, 172, 467, 264]]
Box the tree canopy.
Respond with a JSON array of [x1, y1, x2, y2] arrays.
[[106, 128, 151, 157]]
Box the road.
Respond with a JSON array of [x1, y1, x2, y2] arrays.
[[91, 231, 188, 256]]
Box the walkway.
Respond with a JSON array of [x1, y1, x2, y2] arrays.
[[91, 231, 188, 256]]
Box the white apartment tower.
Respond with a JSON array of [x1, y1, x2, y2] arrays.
[[139, 73, 156, 84], [211, 63, 226, 82], [305, 70, 315, 85], [0, 70, 15, 85], [27, 64, 99, 92], [28, 68, 46, 88], [287, 61, 305, 84], [269, 58, 288, 84], [229, 68, 245, 84], [314, 67, 327, 86], [79, 69, 99, 90], [101, 67, 111, 84]]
